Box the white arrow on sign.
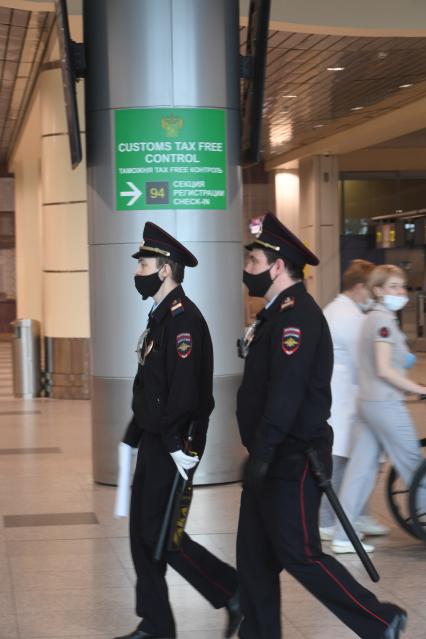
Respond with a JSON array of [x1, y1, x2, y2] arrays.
[[120, 181, 142, 207]]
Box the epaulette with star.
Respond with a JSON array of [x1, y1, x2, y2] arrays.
[[280, 296, 295, 312], [170, 298, 185, 317]]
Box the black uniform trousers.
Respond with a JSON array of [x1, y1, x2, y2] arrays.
[[237, 459, 397, 639], [130, 431, 238, 637]]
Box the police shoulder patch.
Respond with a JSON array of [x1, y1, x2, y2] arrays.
[[379, 326, 390, 338], [170, 298, 184, 317], [176, 332, 192, 358], [282, 326, 301, 355], [280, 296, 295, 312]]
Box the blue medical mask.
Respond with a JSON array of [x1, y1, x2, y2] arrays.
[[404, 353, 417, 369], [359, 298, 374, 313], [383, 294, 409, 312]]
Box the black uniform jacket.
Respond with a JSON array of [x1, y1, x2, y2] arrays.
[[123, 285, 215, 453], [237, 281, 333, 472]]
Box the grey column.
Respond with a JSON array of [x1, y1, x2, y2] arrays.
[[84, 0, 244, 484]]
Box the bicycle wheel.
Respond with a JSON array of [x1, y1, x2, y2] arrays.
[[408, 458, 426, 542], [386, 438, 426, 539]]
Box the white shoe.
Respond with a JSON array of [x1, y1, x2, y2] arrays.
[[355, 515, 390, 537], [319, 526, 335, 541], [322, 527, 365, 541], [330, 539, 375, 554]]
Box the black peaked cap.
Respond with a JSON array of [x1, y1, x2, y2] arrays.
[[245, 213, 319, 267], [132, 222, 198, 267]]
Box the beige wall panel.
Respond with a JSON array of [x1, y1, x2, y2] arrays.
[[43, 271, 90, 338], [69, 14, 83, 40], [41, 134, 87, 204], [298, 156, 340, 305], [319, 156, 339, 226], [319, 225, 340, 306], [275, 171, 300, 234], [10, 93, 41, 166], [40, 69, 67, 136], [299, 157, 318, 230], [299, 224, 317, 299], [14, 160, 43, 322], [299, 224, 317, 256], [40, 68, 85, 135], [42, 203, 88, 271]]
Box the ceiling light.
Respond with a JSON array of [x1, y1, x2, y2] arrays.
[[399, 83, 413, 88], [327, 66, 345, 71], [282, 94, 297, 98], [351, 106, 364, 111], [313, 124, 324, 128]]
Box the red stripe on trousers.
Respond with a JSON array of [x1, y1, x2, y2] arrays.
[[179, 549, 233, 599], [298, 460, 389, 629]]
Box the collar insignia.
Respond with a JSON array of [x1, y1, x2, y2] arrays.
[[280, 297, 295, 312], [171, 298, 184, 317]]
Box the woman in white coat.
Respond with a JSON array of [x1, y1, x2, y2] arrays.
[[320, 260, 389, 540]]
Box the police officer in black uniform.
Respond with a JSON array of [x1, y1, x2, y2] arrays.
[[115, 222, 241, 639], [236, 213, 407, 639]]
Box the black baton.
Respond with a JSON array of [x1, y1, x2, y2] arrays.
[[153, 421, 196, 562], [154, 472, 181, 562], [307, 448, 380, 583]]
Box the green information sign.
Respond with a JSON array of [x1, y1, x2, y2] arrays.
[[115, 108, 227, 211]]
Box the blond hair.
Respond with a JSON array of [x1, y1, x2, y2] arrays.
[[368, 264, 406, 299], [342, 259, 375, 291]]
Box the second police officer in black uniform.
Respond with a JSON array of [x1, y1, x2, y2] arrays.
[[115, 222, 241, 639], [236, 213, 407, 639]]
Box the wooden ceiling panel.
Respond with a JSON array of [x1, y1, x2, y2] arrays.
[[243, 29, 426, 160], [0, 8, 53, 169]]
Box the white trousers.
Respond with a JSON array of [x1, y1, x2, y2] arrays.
[[334, 400, 424, 541]]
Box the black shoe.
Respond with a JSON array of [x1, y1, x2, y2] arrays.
[[113, 630, 174, 639], [224, 590, 243, 638], [382, 609, 407, 639]]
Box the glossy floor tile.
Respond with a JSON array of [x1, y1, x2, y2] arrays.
[[4, 513, 99, 528], [0, 340, 425, 637], [0, 447, 61, 455]]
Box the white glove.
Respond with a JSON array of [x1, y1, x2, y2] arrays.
[[114, 442, 133, 518], [170, 449, 199, 480]]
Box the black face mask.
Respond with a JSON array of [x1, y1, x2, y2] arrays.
[[243, 267, 273, 298], [134, 271, 163, 300]]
